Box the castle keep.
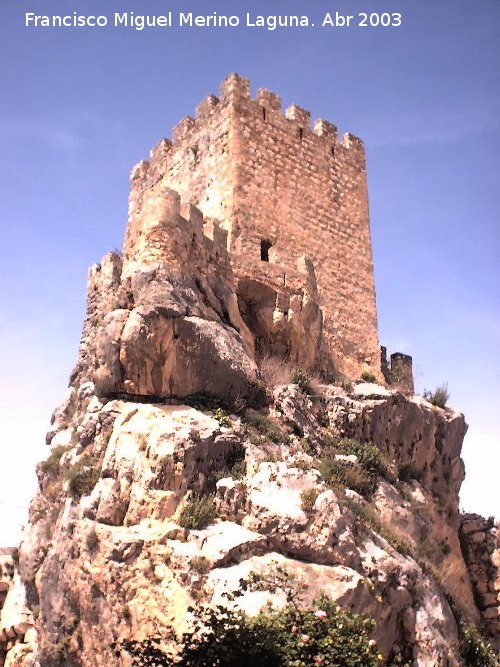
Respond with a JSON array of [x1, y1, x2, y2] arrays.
[[125, 73, 410, 384]]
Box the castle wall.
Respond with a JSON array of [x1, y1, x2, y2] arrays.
[[225, 75, 380, 379], [126, 73, 382, 380]]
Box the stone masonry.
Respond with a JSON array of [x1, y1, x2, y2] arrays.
[[460, 514, 500, 646], [126, 73, 390, 383]]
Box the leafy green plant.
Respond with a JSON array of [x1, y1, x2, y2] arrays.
[[65, 451, 102, 499], [331, 438, 392, 481], [398, 463, 424, 483], [54, 634, 73, 661], [298, 437, 314, 456], [229, 457, 247, 480], [243, 410, 289, 444], [122, 573, 384, 667], [318, 437, 394, 497], [40, 444, 71, 478], [186, 393, 227, 412], [300, 488, 318, 513], [214, 408, 231, 428], [209, 446, 247, 486], [423, 383, 450, 408], [291, 367, 312, 394], [446, 597, 498, 667], [458, 622, 498, 666], [178, 494, 217, 530], [319, 457, 375, 496], [360, 371, 377, 383]]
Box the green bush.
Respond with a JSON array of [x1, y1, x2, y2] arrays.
[[300, 488, 318, 513], [213, 408, 231, 428], [65, 452, 101, 499], [291, 367, 312, 394], [41, 444, 71, 478], [179, 494, 217, 530], [243, 410, 289, 444], [398, 463, 424, 483], [334, 438, 392, 480], [209, 446, 247, 486], [123, 596, 382, 667], [423, 383, 450, 408], [186, 393, 227, 412], [229, 458, 247, 480], [459, 623, 498, 666], [319, 457, 375, 496], [447, 599, 499, 667], [319, 437, 393, 496], [54, 634, 73, 661], [360, 371, 377, 383]]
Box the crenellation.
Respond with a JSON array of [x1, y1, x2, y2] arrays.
[[195, 94, 219, 120], [130, 159, 149, 182], [203, 218, 228, 249], [256, 88, 282, 113], [340, 131, 365, 154], [390, 352, 414, 394], [284, 103, 311, 129], [219, 72, 250, 100], [313, 118, 338, 143], [172, 115, 196, 145], [180, 201, 203, 228], [149, 138, 172, 162]]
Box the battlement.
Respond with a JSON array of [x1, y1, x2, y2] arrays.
[[123, 185, 230, 279], [126, 74, 385, 381], [131, 73, 364, 161]]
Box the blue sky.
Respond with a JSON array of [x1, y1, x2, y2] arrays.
[[1, 0, 499, 545]]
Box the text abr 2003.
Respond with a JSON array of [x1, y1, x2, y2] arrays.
[[358, 13, 402, 27]]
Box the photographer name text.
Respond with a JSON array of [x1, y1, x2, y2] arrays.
[[25, 11, 403, 31]]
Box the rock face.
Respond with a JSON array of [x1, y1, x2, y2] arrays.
[[6, 377, 498, 667]]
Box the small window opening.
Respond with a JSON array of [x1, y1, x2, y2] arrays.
[[262, 108, 267, 121], [298, 128, 303, 140], [260, 239, 272, 262], [331, 146, 335, 157]]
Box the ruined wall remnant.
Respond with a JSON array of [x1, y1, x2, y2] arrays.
[[381, 347, 415, 394], [460, 514, 500, 646], [0, 550, 35, 667], [127, 73, 384, 381]]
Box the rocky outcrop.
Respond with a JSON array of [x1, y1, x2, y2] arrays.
[[69, 191, 262, 407], [8, 375, 498, 667]]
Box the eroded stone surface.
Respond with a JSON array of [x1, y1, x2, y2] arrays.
[[9, 381, 495, 667]]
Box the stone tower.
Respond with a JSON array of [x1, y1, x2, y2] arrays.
[[125, 73, 381, 381]]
